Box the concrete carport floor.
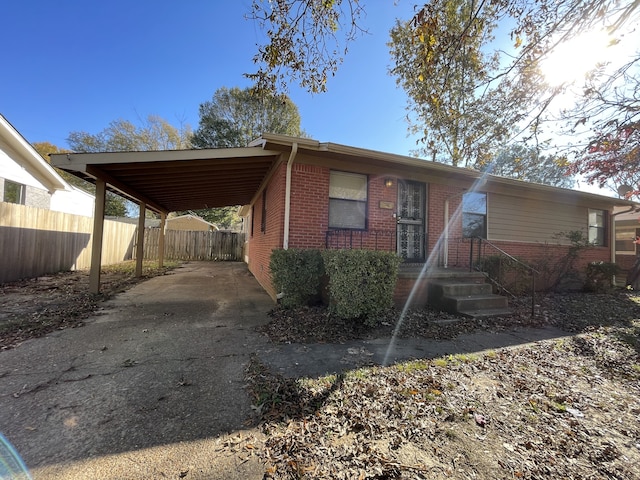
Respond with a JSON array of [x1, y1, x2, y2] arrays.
[[0, 262, 274, 480]]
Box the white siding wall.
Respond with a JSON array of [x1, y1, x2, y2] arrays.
[[51, 187, 95, 216]]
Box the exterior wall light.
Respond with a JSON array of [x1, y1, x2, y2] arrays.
[[384, 178, 394, 188]]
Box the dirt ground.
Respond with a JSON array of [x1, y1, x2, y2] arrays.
[[2, 265, 640, 479]]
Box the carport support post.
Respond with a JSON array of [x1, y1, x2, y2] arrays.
[[158, 212, 166, 268], [135, 202, 146, 277], [89, 179, 106, 294]]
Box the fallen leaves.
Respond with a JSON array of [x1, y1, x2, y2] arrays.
[[0, 263, 177, 350], [247, 292, 640, 478]]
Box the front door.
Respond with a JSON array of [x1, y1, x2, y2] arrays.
[[397, 180, 426, 262]]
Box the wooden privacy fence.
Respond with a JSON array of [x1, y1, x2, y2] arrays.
[[0, 202, 137, 283], [140, 228, 245, 261]]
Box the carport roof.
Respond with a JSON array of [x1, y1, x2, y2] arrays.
[[50, 145, 284, 213]]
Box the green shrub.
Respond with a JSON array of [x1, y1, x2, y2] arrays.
[[322, 250, 401, 324], [584, 261, 619, 293], [269, 249, 324, 308]]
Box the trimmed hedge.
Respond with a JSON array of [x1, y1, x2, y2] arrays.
[[322, 249, 401, 324], [269, 249, 324, 308]]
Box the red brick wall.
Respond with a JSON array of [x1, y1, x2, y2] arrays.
[[449, 238, 612, 290], [288, 167, 399, 250], [247, 163, 286, 299], [288, 164, 330, 249], [247, 160, 615, 297]]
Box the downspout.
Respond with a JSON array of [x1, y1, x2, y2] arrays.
[[282, 142, 298, 250]]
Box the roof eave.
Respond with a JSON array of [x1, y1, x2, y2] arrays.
[[0, 114, 67, 192], [258, 133, 639, 208]]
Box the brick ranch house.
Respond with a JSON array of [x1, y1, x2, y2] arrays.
[[239, 134, 638, 302], [51, 133, 638, 302]]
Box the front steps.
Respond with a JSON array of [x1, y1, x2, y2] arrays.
[[394, 266, 512, 318]]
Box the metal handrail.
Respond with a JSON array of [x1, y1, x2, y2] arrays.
[[470, 237, 539, 317], [325, 229, 397, 251]]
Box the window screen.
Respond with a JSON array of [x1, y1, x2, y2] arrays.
[[328, 171, 367, 229]]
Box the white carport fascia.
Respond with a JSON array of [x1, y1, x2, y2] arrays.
[[55, 146, 278, 166]]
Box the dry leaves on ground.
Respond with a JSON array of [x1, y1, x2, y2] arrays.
[[2, 267, 640, 478], [249, 292, 640, 479], [0, 261, 177, 350]]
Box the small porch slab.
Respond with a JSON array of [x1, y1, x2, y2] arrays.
[[394, 264, 512, 318]]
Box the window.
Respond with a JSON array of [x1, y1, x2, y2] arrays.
[[329, 171, 368, 229], [588, 209, 606, 246], [462, 192, 487, 238], [3, 180, 25, 204], [261, 189, 267, 233], [615, 226, 638, 255], [250, 205, 255, 237]]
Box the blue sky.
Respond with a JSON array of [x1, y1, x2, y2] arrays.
[[1, 1, 420, 155]]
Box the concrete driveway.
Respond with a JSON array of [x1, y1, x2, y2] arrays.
[[1, 262, 274, 479], [1, 261, 569, 479]]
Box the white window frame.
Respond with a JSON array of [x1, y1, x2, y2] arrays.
[[462, 192, 487, 239], [3, 180, 25, 204], [588, 209, 607, 246]]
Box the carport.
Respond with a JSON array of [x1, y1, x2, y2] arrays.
[[50, 143, 285, 293]]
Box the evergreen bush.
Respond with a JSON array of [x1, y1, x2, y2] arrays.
[[269, 249, 324, 308], [322, 249, 400, 324]]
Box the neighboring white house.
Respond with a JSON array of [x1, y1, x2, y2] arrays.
[[0, 114, 94, 216]]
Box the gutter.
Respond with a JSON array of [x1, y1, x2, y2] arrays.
[[283, 142, 298, 250]]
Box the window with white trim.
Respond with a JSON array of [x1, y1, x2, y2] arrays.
[[588, 209, 606, 246], [462, 192, 487, 238], [3, 180, 25, 204], [328, 171, 368, 229]]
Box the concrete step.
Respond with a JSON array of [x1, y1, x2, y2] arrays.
[[458, 307, 514, 319], [440, 293, 509, 313], [431, 281, 493, 297], [398, 266, 486, 282], [394, 269, 512, 318]]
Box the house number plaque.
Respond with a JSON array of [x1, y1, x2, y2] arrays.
[[379, 201, 394, 209]]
